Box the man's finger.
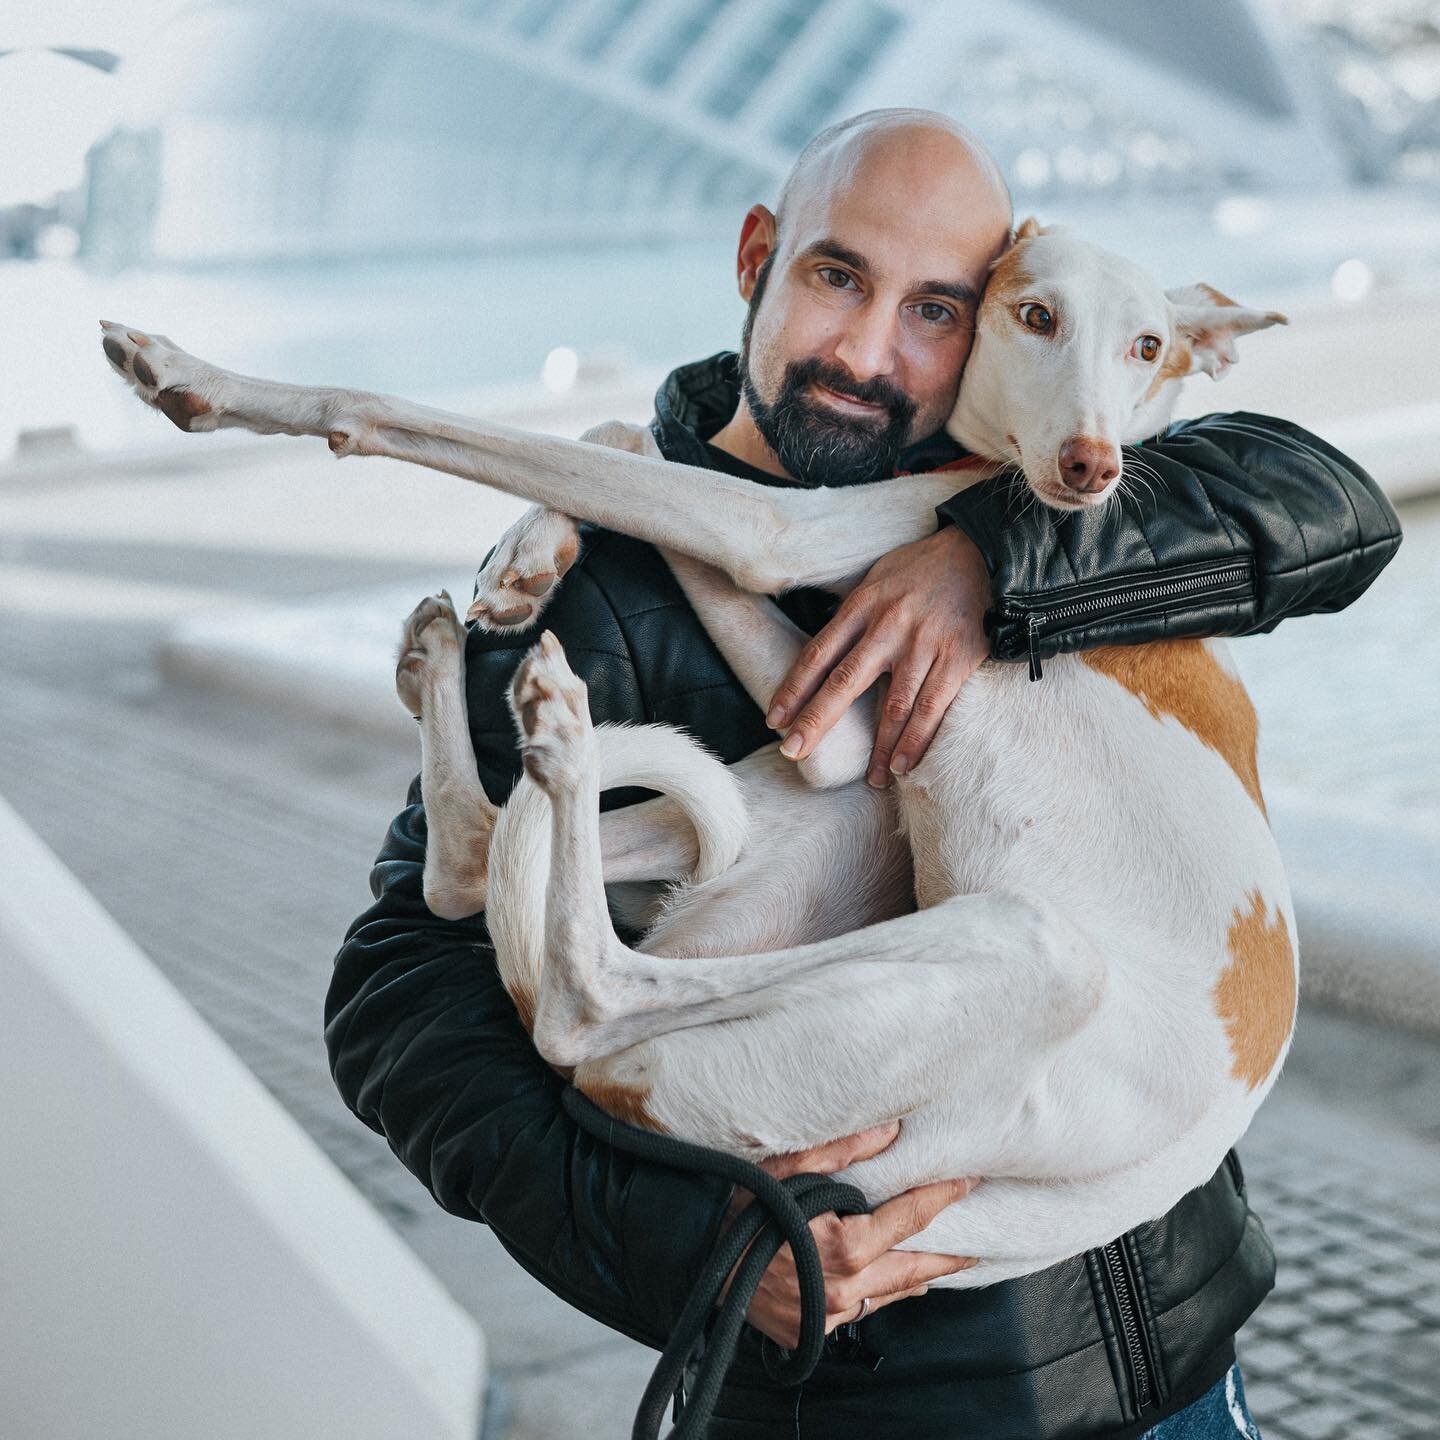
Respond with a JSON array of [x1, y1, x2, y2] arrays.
[[829, 1281, 934, 1331], [866, 658, 935, 787], [830, 1249, 978, 1318], [887, 656, 967, 777], [759, 1121, 900, 1181], [863, 1176, 980, 1256], [766, 608, 867, 730], [779, 643, 889, 761]]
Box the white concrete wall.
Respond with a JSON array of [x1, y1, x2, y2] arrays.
[[0, 794, 484, 1440]]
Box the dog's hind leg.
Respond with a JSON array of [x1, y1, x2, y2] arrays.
[[395, 592, 498, 921], [509, 634, 1106, 1152]]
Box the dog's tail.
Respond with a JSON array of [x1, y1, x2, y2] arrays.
[[486, 722, 747, 1037], [593, 722, 749, 884]]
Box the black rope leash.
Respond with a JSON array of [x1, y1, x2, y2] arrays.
[[563, 1087, 872, 1440]]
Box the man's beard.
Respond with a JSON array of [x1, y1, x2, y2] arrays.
[[738, 259, 918, 488]]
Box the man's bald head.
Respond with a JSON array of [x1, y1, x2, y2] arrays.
[[708, 109, 1014, 486], [774, 108, 1013, 249]]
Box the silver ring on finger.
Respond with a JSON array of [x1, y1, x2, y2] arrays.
[[856, 1296, 871, 1321]]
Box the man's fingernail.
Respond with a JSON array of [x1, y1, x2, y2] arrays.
[[766, 706, 785, 728], [780, 734, 802, 759], [890, 754, 910, 775], [867, 768, 891, 789]]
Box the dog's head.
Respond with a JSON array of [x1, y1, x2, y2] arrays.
[[946, 218, 1287, 512]]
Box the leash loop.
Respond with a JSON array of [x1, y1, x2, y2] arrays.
[[562, 1087, 872, 1440]]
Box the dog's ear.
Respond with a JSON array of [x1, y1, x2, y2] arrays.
[[1015, 216, 1044, 242], [1167, 283, 1288, 379]]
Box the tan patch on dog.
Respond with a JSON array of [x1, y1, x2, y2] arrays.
[[1213, 889, 1296, 1091], [984, 242, 1040, 316], [576, 1062, 665, 1132], [1195, 283, 1239, 308], [1081, 640, 1267, 817]]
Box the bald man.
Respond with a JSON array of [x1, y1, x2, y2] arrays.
[[711, 110, 1013, 785], [328, 109, 1398, 1437]]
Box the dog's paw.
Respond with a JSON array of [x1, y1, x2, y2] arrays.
[[510, 630, 592, 790], [469, 508, 580, 633], [395, 591, 465, 719], [98, 320, 225, 433]]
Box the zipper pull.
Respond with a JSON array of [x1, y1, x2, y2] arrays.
[[1027, 613, 1044, 682]]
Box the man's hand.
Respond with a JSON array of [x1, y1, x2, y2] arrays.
[[720, 1121, 980, 1348], [766, 526, 991, 787]]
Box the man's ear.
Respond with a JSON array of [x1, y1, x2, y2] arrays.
[[736, 204, 777, 302], [1166, 283, 1288, 379]]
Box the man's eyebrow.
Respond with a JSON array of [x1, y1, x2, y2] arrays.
[[795, 238, 873, 273], [915, 278, 981, 308], [795, 240, 980, 309]]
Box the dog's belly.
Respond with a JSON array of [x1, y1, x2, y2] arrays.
[[856, 645, 1298, 1178]]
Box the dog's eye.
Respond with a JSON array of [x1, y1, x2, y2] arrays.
[[1019, 303, 1053, 334], [1132, 335, 1162, 362]]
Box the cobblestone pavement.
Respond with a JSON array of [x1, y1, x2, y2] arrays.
[[2, 510, 1437, 1438]]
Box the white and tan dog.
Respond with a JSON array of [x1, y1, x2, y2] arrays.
[[99, 220, 1294, 1286]]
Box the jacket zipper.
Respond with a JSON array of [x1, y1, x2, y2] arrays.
[[997, 560, 1253, 681], [1102, 1238, 1156, 1415]]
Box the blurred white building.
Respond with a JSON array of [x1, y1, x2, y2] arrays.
[[81, 0, 1361, 266]]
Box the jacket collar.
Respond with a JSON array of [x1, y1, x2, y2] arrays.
[[650, 351, 977, 486]]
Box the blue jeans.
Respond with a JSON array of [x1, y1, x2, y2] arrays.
[[1141, 1363, 1263, 1438]]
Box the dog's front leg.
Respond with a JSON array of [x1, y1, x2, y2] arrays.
[[662, 551, 874, 789], [101, 324, 960, 592]]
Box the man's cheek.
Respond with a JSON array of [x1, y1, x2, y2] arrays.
[[916, 338, 972, 434]]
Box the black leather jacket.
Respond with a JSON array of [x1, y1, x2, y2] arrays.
[[326, 353, 1401, 1438]]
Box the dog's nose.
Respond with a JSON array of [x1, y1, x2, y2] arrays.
[[1057, 437, 1120, 493]]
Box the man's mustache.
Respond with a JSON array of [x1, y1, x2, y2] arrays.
[[786, 359, 915, 422]]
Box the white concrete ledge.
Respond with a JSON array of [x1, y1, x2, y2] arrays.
[[0, 793, 485, 1440]]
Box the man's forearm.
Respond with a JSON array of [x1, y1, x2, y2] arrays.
[[939, 410, 1402, 677]]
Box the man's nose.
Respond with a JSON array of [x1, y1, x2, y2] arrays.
[[832, 304, 901, 383], [1057, 436, 1120, 493]]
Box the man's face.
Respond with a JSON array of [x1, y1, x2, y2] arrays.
[[737, 142, 1008, 486]]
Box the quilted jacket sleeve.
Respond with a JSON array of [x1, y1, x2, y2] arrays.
[[324, 558, 735, 1351], [937, 411, 1403, 676]]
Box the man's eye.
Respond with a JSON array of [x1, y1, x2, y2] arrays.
[[1019, 303, 1054, 334], [819, 267, 854, 289], [914, 302, 953, 324]]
